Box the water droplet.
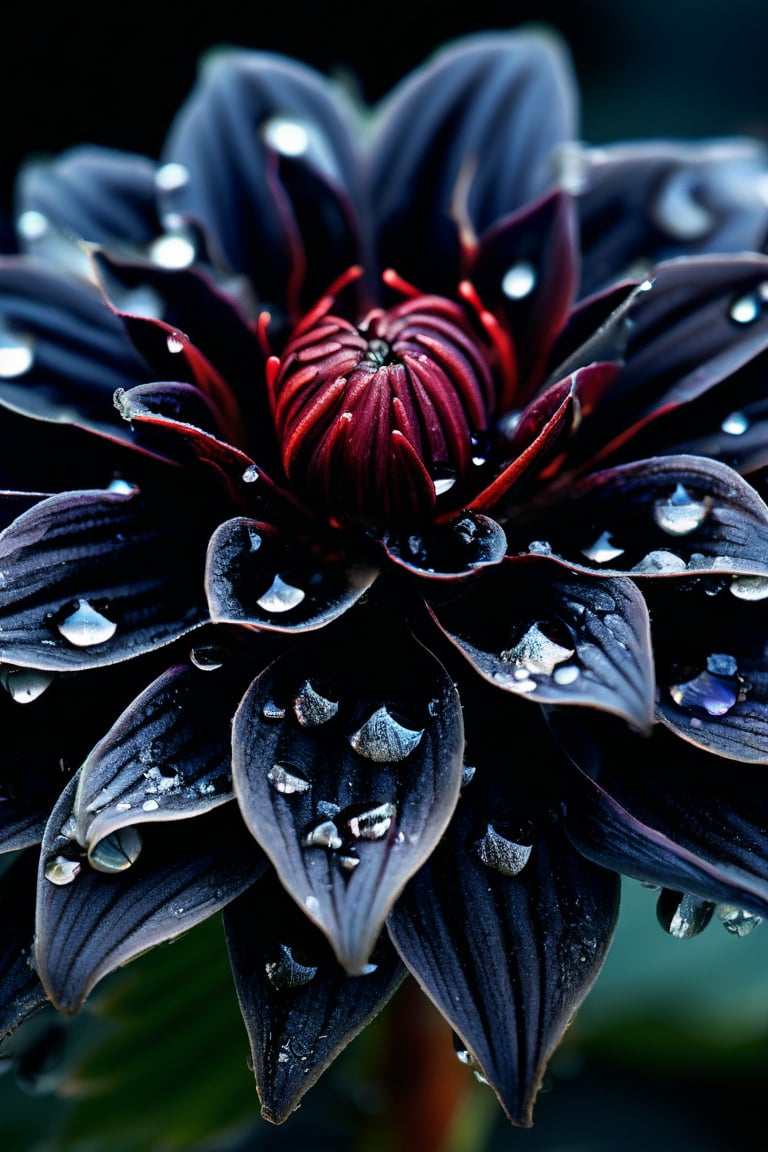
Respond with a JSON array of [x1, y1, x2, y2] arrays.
[[0, 665, 54, 703], [190, 645, 225, 670], [16, 209, 48, 240], [501, 261, 537, 300], [155, 161, 190, 192], [241, 464, 259, 484], [716, 904, 762, 937], [262, 699, 286, 721], [142, 799, 159, 812], [166, 332, 185, 354], [265, 943, 318, 990], [44, 855, 82, 886], [653, 483, 710, 536], [348, 706, 424, 763], [56, 600, 117, 647], [302, 819, 342, 850], [256, 575, 306, 613], [339, 854, 360, 871], [652, 171, 715, 240], [657, 890, 715, 938], [149, 231, 196, 269], [526, 540, 552, 555], [262, 117, 310, 157], [115, 801, 131, 813], [669, 652, 741, 716], [581, 530, 625, 564], [346, 801, 396, 840], [461, 763, 476, 787], [0, 328, 34, 378], [432, 468, 456, 496], [500, 622, 574, 677], [730, 574, 768, 601], [293, 680, 339, 727], [89, 826, 143, 873], [631, 549, 687, 575], [474, 824, 532, 876], [267, 763, 310, 794], [553, 664, 580, 685], [721, 411, 749, 436], [730, 292, 761, 324], [107, 477, 138, 495]]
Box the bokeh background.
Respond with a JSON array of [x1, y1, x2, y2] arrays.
[[2, 1, 768, 1149]]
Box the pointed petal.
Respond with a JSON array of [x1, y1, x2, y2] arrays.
[[35, 774, 267, 1014], [206, 517, 377, 633], [428, 557, 655, 730], [0, 850, 48, 1039], [388, 771, 619, 1127], [224, 872, 406, 1124], [0, 486, 209, 669], [370, 31, 576, 291], [232, 624, 464, 973], [552, 708, 768, 916]]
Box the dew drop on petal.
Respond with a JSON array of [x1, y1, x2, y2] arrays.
[[89, 826, 143, 873], [501, 261, 537, 300], [190, 645, 225, 670], [293, 680, 339, 727], [0, 665, 54, 703], [339, 854, 360, 871], [581, 530, 625, 564], [499, 622, 574, 677], [474, 824, 532, 876], [16, 209, 48, 241], [262, 117, 310, 157], [149, 232, 196, 269], [0, 329, 34, 378], [716, 904, 762, 936], [267, 763, 310, 794], [166, 332, 185, 354], [302, 819, 342, 850], [155, 161, 190, 192], [44, 855, 82, 886], [652, 483, 710, 536], [346, 801, 396, 840], [348, 706, 424, 762], [262, 699, 287, 721], [657, 890, 715, 938], [553, 664, 580, 686], [107, 477, 139, 495], [56, 600, 117, 647], [432, 468, 457, 496], [142, 799, 159, 812], [730, 293, 761, 325], [669, 653, 741, 716], [729, 574, 768, 601], [265, 943, 318, 990], [256, 575, 306, 613], [721, 411, 749, 436], [631, 549, 687, 574]]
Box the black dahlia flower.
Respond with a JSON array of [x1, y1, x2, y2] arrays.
[[4, 27, 768, 1131]]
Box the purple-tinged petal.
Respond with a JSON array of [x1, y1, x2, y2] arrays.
[[72, 661, 256, 862], [572, 140, 768, 299], [232, 625, 464, 973], [161, 50, 363, 317], [388, 767, 619, 1127], [206, 518, 377, 633], [471, 190, 578, 392], [224, 872, 406, 1124], [380, 511, 506, 580], [0, 486, 209, 670], [369, 31, 575, 292], [428, 557, 655, 731], [0, 261, 152, 443], [35, 774, 267, 1015], [551, 707, 768, 916], [15, 146, 161, 260], [512, 455, 768, 580], [0, 851, 48, 1039]]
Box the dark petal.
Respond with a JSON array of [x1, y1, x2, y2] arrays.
[[161, 50, 362, 316], [551, 707, 768, 916], [15, 145, 161, 257], [512, 454, 768, 580], [380, 511, 506, 580], [644, 574, 768, 760], [35, 774, 267, 1014], [428, 557, 654, 731], [231, 624, 464, 973], [0, 851, 48, 1039], [387, 769, 619, 1127], [0, 486, 209, 670], [574, 139, 768, 299], [553, 255, 768, 468], [224, 872, 406, 1124], [72, 661, 256, 863], [0, 259, 150, 441], [473, 362, 619, 512], [369, 31, 575, 292], [471, 190, 578, 393], [206, 517, 377, 633]]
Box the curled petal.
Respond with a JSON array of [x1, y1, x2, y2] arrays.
[[380, 511, 507, 580], [231, 624, 464, 973], [0, 850, 48, 1039]]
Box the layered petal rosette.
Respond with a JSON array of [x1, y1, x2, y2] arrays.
[[2, 27, 768, 1128]]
